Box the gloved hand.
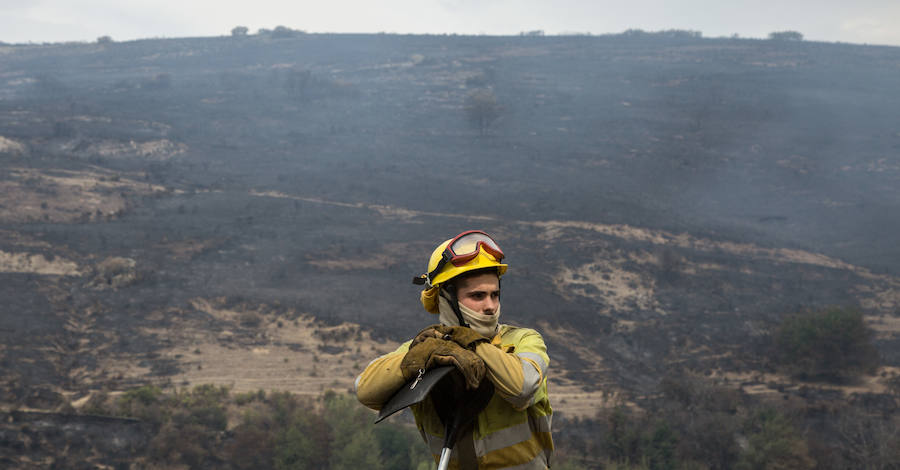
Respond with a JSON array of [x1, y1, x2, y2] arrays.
[[409, 324, 443, 350], [401, 337, 486, 390], [437, 325, 490, 350]]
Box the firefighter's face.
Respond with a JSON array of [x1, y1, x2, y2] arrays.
[[455, 272, 500, 315]]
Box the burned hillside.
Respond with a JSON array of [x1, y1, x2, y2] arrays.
[[1, 31, 900, 467]]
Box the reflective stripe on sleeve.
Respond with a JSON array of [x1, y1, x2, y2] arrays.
[[515, 353, 545, 407], [516, 352, 547, 376], [519, 357, 542, 391], [529, 412, 552, 434]]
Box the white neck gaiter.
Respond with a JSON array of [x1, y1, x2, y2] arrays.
[[437, 294, 501, 338]]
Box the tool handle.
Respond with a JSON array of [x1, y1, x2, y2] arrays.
[[437, 447, 452, 470]]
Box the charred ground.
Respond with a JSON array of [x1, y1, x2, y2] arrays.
[[1, 31, 900, 466]]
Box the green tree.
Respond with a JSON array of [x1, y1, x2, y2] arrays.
[[736, 410, 815, 470], [325, 392, 384, 470], [275, 421, 322, 470], [231, 26, 249, 37], [273, 25, 300, 39], [226, 409, 276, 469], [375, 425, 417, 470], [642, 422, 677, 470], [116, 385, 165, 423], [333, 431, 383, 470], [768, 31, 804, 41], [775, 307, 878, 381], [269, 392, 332, 469], [464, 89, 501, 136]]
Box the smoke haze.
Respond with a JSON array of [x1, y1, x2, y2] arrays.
[[2, 0, 899, 46]]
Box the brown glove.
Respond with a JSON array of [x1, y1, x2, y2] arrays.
[[400, 337, 486, 390], [436, 325, 490, 350], [409, 324, 444, 350]]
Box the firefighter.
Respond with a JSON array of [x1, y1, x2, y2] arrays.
[[356, 230, 553, 469]]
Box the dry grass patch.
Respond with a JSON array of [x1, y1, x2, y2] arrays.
[[713, 367, 900, 397], [101, 299, 400, 397], [549, 375, 633, 418], [858, 281, 900, 312], [0, 135, 26, 154], [865, 314, 900, 339], [0, 250, 81, 275], [536, 320, 630, 416], [61, 138, 185, 161], [533, 220, 859, 271], [0, 167, 167, 223], [553, 255, 663, 314]]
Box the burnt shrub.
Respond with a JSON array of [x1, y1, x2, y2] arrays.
[[658, 373, 743, 469], [774, 307, 878, 382]]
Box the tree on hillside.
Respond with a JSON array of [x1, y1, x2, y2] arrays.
[[768, 31, 804, 41], [323, 392, 384, 470], [96, 35, 113, 44], [774, 306, 878, 382], [231, 26, 249, 37], [465, 89, 501, 136], [272, 25, 302, 39]]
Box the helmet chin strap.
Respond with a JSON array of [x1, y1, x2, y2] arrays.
[[441, 286, 469, 328]]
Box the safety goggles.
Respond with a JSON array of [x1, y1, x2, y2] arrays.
[[415, 230, 505, 286]]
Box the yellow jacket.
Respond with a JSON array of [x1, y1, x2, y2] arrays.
[[356, 324, 553, 469]]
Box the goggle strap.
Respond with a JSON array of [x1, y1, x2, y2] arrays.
[[424, 254, 450, 287]]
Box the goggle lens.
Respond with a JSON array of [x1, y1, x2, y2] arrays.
[[447, 231, 504, 266], [450, 232, 500, 256]]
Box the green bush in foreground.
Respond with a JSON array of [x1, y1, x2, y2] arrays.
[[91, 385, 430, 469], [775, 307, 879, 382], [735, 409, 815, 470]]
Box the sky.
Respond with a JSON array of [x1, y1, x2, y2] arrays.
[[2, 0, 899, 47]]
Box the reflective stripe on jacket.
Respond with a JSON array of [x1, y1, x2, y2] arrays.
[[356, 324, 553, 469]]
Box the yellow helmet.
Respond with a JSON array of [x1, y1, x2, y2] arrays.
[[415, 230, 507, 289]]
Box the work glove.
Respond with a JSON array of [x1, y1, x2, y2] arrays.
[[435, 325, 490, 350], [409, 324, 444, 350], [401, 337, 486, 390]]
